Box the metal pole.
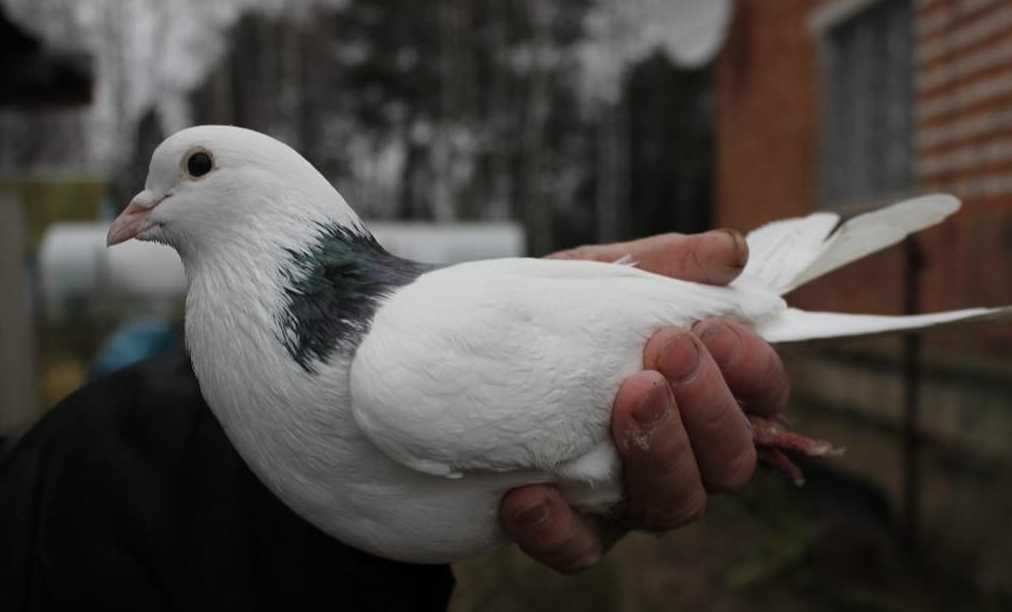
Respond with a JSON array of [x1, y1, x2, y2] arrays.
[[902, 236, 924, 552]]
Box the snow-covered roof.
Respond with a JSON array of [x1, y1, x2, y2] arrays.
[[578, 0, 733, 105], [3, 0, 735, 166], [0, 0, 350, 171]]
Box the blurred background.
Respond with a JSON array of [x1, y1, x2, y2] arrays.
[[1, 0, 1011, 609]]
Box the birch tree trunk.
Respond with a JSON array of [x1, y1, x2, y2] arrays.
[[596, 98, 629, 243], [0, 194, 37, 435], [521, 0, 554, 255]]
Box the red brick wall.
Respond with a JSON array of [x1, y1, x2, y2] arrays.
[[715, 0, 1012, 350], [714, 0, 817, 231], [914, 0, 1012, 333], [714, 0, 907, 315]]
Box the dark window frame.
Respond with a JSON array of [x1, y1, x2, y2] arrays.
[[819, 0, 915, 210]]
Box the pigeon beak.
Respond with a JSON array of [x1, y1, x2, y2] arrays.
[[107, 190, 164, 246]]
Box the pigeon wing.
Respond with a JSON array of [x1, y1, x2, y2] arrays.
[[348, 258, 779, 479]]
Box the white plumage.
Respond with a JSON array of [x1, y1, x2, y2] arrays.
[[108, 125, 1011, 563]]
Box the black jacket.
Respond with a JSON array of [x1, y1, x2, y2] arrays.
[[0, 348, 454, 611]]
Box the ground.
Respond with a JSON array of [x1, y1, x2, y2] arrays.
[[450, 398, 1012, 612]]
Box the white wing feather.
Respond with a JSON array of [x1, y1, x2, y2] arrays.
[[740, 194, 960, 295], [349, 258, 784, 479], [740, 212, 839, 295]]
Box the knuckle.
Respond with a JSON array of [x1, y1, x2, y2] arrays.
[[762, 351, 790, 395], [695, 394, 738, 435], [648, 426, 694, 473], [501, 490, 553, 535], [556, 542, 604, 575], [682, 492, 709, 524], [757, 377, 790, 415], [643, 327, 690, 370], [694, 318, 744, 368], [727, 317, 760, 341], [656, 332, 702, 383], [649, 233, 686, 260], [746, 349, 790, 414], [688, 243, 710, 278], [772, 382, 791, 413], [709, 445, 758, 493], [758, 338, 785, 375], [528, 529, 576, 562], [647, 490, 707, 531], [558, 246, 590, 259]]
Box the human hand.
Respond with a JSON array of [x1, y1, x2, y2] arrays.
[[500, 231, 790, 573]]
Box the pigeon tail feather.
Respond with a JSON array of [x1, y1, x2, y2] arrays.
[[739, 194, 960, 296], [755, 306, 1012, 343], [737, 194, 1012, 342]]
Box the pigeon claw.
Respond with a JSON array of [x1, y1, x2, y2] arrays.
[[749, 415, 845, 486]]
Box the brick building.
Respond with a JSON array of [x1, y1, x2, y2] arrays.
[[715, 0, 1012, 337], [712, 0, 1012, 493]]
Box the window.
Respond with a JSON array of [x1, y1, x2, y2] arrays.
[[822, 0, 913, 207]]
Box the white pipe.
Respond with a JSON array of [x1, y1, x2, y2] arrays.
[[37, 221, 525, 320]]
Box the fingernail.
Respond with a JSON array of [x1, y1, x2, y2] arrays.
[[714, 228, 748, 269], [693, 320, 742, 365], [657, 332, 700, 383], [513, 501, 550, 527], [632, 379, 671, 431]]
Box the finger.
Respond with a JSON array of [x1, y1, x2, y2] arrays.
[[693, 318, 790, 417], [611, 370, 707, 531], [644, 328, 756, 492], [547, 230, 749, 285], [500, 485, 603, 574]]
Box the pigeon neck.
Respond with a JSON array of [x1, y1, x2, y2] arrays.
[[180, 220, 432, 541], [275, 224, 431, 372], [181, 224, 363, 507]]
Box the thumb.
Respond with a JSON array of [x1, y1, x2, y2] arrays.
[[547, 230, 748, 286]]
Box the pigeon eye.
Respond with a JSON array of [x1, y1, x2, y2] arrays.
[[185, 151, 213, 178]]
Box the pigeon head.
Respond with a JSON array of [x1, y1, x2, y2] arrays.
[[107, 125, 364, 260]]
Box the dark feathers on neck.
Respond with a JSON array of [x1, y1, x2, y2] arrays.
[[276, 224, 430, 373]]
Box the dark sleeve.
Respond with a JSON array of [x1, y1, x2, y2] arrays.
[[0, 348, 454, 612]]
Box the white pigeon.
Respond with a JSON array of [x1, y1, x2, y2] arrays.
[[107, 125, 1010, 564]]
